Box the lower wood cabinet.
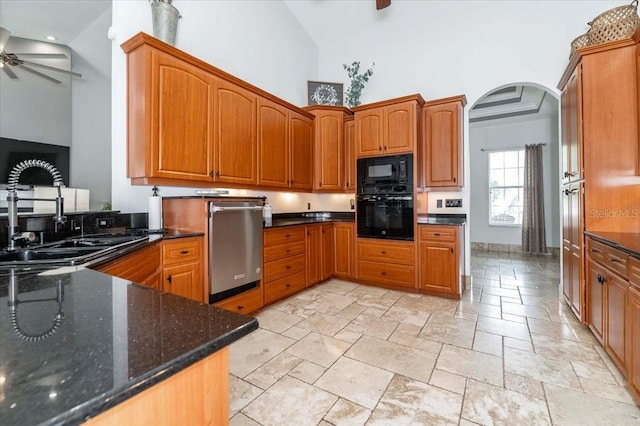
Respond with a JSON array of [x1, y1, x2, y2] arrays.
[[333, 222, 355, 280], [628, 279, 640, 401], [161, 237, 204, 303], [587, 259, 606, 344], [92, 242, 161, 289], [418, 225, 465, 298], [306, 225, 321, 286], [321, 224, 334, 280], [357, 238, 415, 288], [264, 226, 307, 304], [215, 285, 263, 315]]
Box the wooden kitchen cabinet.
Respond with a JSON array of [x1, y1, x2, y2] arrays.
[[561, 66, 583, 185], [353, 95, 424, 157], [357, 238, 415, 288], [333, 222, 355, 280], [420, 95, 466, 189], [418, 225, 465, 298], [562, 182, 584, 318], [257, 97, 289, 188], [628, 257, 640, 402], [213, 78, 257, 185], [606, 273, 628, 371], [289, 111, 314, 190], [306, 225, 321, 286], [343, 117, 356, 192], [305, 106, 352, 191], [161, 237, 203, 303], [92, 242, 161, 289], [321, 223, 334, 280], [264, 226, 307, 304], [124, 43, 215, 183]]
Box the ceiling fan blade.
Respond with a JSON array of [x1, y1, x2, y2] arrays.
[[2, 66, 18, 79], [15, 64, 63, 84], [14, 53, 69, 59], [20, 60, 82, 78], [376, 0, 391, 10]]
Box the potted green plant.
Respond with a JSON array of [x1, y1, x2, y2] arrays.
[[149, 0, 181, 46], [343, 61, 375, 108]]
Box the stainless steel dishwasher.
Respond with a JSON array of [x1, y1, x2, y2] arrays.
[[208, 200, 263, 303]]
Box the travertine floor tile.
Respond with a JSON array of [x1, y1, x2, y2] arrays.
[[288, 360, 326, 384], [344, 313, 399, 339], [345, 335, 437, 383], [429, 368, 467, 395], [245, 352, 303, 390], [436, 344, 504, 387], [229, 412, 261, 426], [387, 330, 443, 354], [229, 329, 296, 378], [323, 398, 371, 426], [504, 372, 545, 400], [318, 279, 359, 295], [255, 308, 303, 333], [579, 376, 638, 405], [229, 375, 262, 417], [476, 315, 531, 341], [472, 330, 502, 357], [286, 332, 351, 368], [382, 305, 429, 328], [303, 293, 358, 314], [545, 383, 640, 425], [367, 374, 463, 425], [462, 379, 550, 425], [297, 311, 350, 336], [504, 347, 581, 390], [315, 357, 394, 409], [243, 376, 337, 426]]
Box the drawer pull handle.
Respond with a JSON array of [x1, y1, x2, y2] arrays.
[[434, 233, 441, 236], [286, 283, 291, 288], [237, 305, 244, 310], [180, 250, 189, 255], [381, 271, 387, 276], [381, 250, 386, 254], [609, 258, 620, 263], [286, 249, 291, 253], [286, 265, 291, 269], [590, 248, 601, 253]]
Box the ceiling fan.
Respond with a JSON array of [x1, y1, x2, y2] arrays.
[[0, 27, 82, 84], [376, 0, 391, 10]]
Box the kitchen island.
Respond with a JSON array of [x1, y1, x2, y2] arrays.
[[0, 265, 258, 425]]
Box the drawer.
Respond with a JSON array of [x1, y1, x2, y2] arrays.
[[264, 226, 306, 247], [604, 246, 629, 279], [419, 226, 457, 243], [587, 239, 608, 265], [215, 285, 263, 315], [264, 271, 306, 304], [264, 240, 305, 262], [264, 254, 306, 282], [357, 239, 415, 266], [357, 260, 415, 288], [162, 237, 201, 266], [630, 257, 640, 288]]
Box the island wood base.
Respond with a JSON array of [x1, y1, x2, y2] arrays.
[[84, 347, 229, 425]]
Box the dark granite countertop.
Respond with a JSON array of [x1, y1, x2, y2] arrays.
[[417, 214, 467, 226], [0, 266, 258, 425], [264, 212, 355, 228], [584, 231, 640, 258]]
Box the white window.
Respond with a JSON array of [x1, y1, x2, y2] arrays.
[[489, 149, 524, 226]]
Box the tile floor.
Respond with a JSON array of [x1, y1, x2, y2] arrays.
[[228, 251, 640, 425]]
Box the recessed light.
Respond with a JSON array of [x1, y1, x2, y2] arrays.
[[46, 35, 57, 41]]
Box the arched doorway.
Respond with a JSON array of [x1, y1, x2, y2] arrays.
[[468, 83, 560, 255]]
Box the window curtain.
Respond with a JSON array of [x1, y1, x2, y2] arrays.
[[522, 144, 547, 254]]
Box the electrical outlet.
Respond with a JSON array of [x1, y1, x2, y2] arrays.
[[445, 199, 462, 208], [96, 218, 115, 228], [436, 199, 443, 208]]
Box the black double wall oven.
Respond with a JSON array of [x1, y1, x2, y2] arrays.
[[356, 154, 414, 241]]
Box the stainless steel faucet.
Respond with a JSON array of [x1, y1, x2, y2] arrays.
[[6, 159, 67, 250]]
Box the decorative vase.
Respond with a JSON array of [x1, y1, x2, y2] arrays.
[[151, 2, 180, 46]]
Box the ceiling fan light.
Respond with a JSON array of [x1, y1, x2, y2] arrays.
[[0, 27, 11, 51]]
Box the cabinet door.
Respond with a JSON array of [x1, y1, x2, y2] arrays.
[[561, 86, 571, 184], [150, 51, 214, 181], [343, 118, 356, 192], [569, 184, 583, 317], [423, 101, 462, 187], [628, 285, 640, 399], [93, 243, 161, 288], [384, 102, 415, 154], [257, 98, 289, 188], [566, 65, 583, 182], [562, 243, 572, 304], [163, 262, 201, 302], [213, 78, 257, 184], [306, 225, 321, 286], [314, 112, 344, 190], [321, 224, 334, 280], [419, 242, 456, 294], [334, 222, 355, 279], [290, 112, 314, 190], [587, 260, 605, 344], [606, 274, 628, 371], [355, 109, 383, 157]]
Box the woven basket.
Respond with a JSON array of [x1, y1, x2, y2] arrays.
[[588, 0, 640, 44], [570, 33, 590, 56]]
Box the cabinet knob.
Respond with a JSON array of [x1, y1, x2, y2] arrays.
[[319, 182, 322, 187], [215, 171, 221, 178], [383, 146, 387, 151], [381, 271, 387, 276], [378, 146, 382, 151], [209, 171, 214, 177], [381, 250, 386, 254], [180, 250, 189, 255], [286, 283, 291, 288], [451, 248, 454, 253], [167, 275, 172, 284], [237, 305, 244, 310], [453, 177, 456, 183], [286, 265, 291, 269]]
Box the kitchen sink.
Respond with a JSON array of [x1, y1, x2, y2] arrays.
[[0, 234, 149, 268]]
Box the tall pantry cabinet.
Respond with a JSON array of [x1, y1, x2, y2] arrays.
[[558, 34, 640, 320]]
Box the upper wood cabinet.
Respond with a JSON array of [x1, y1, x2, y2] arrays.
[[121, 32, 315, 190], [353, 95, 424, 157], [420, 95, 466, 189], [343, 117, 356, 192], [304, 106, 352, 192], [213, 79, 258, 185], [561, 65, 583, 185], [126, 47, 215, 183]]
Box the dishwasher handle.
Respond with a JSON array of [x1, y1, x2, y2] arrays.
[[210, 205, 263, 214]]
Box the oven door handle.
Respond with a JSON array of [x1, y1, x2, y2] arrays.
[[210, 205, 263, 214]]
